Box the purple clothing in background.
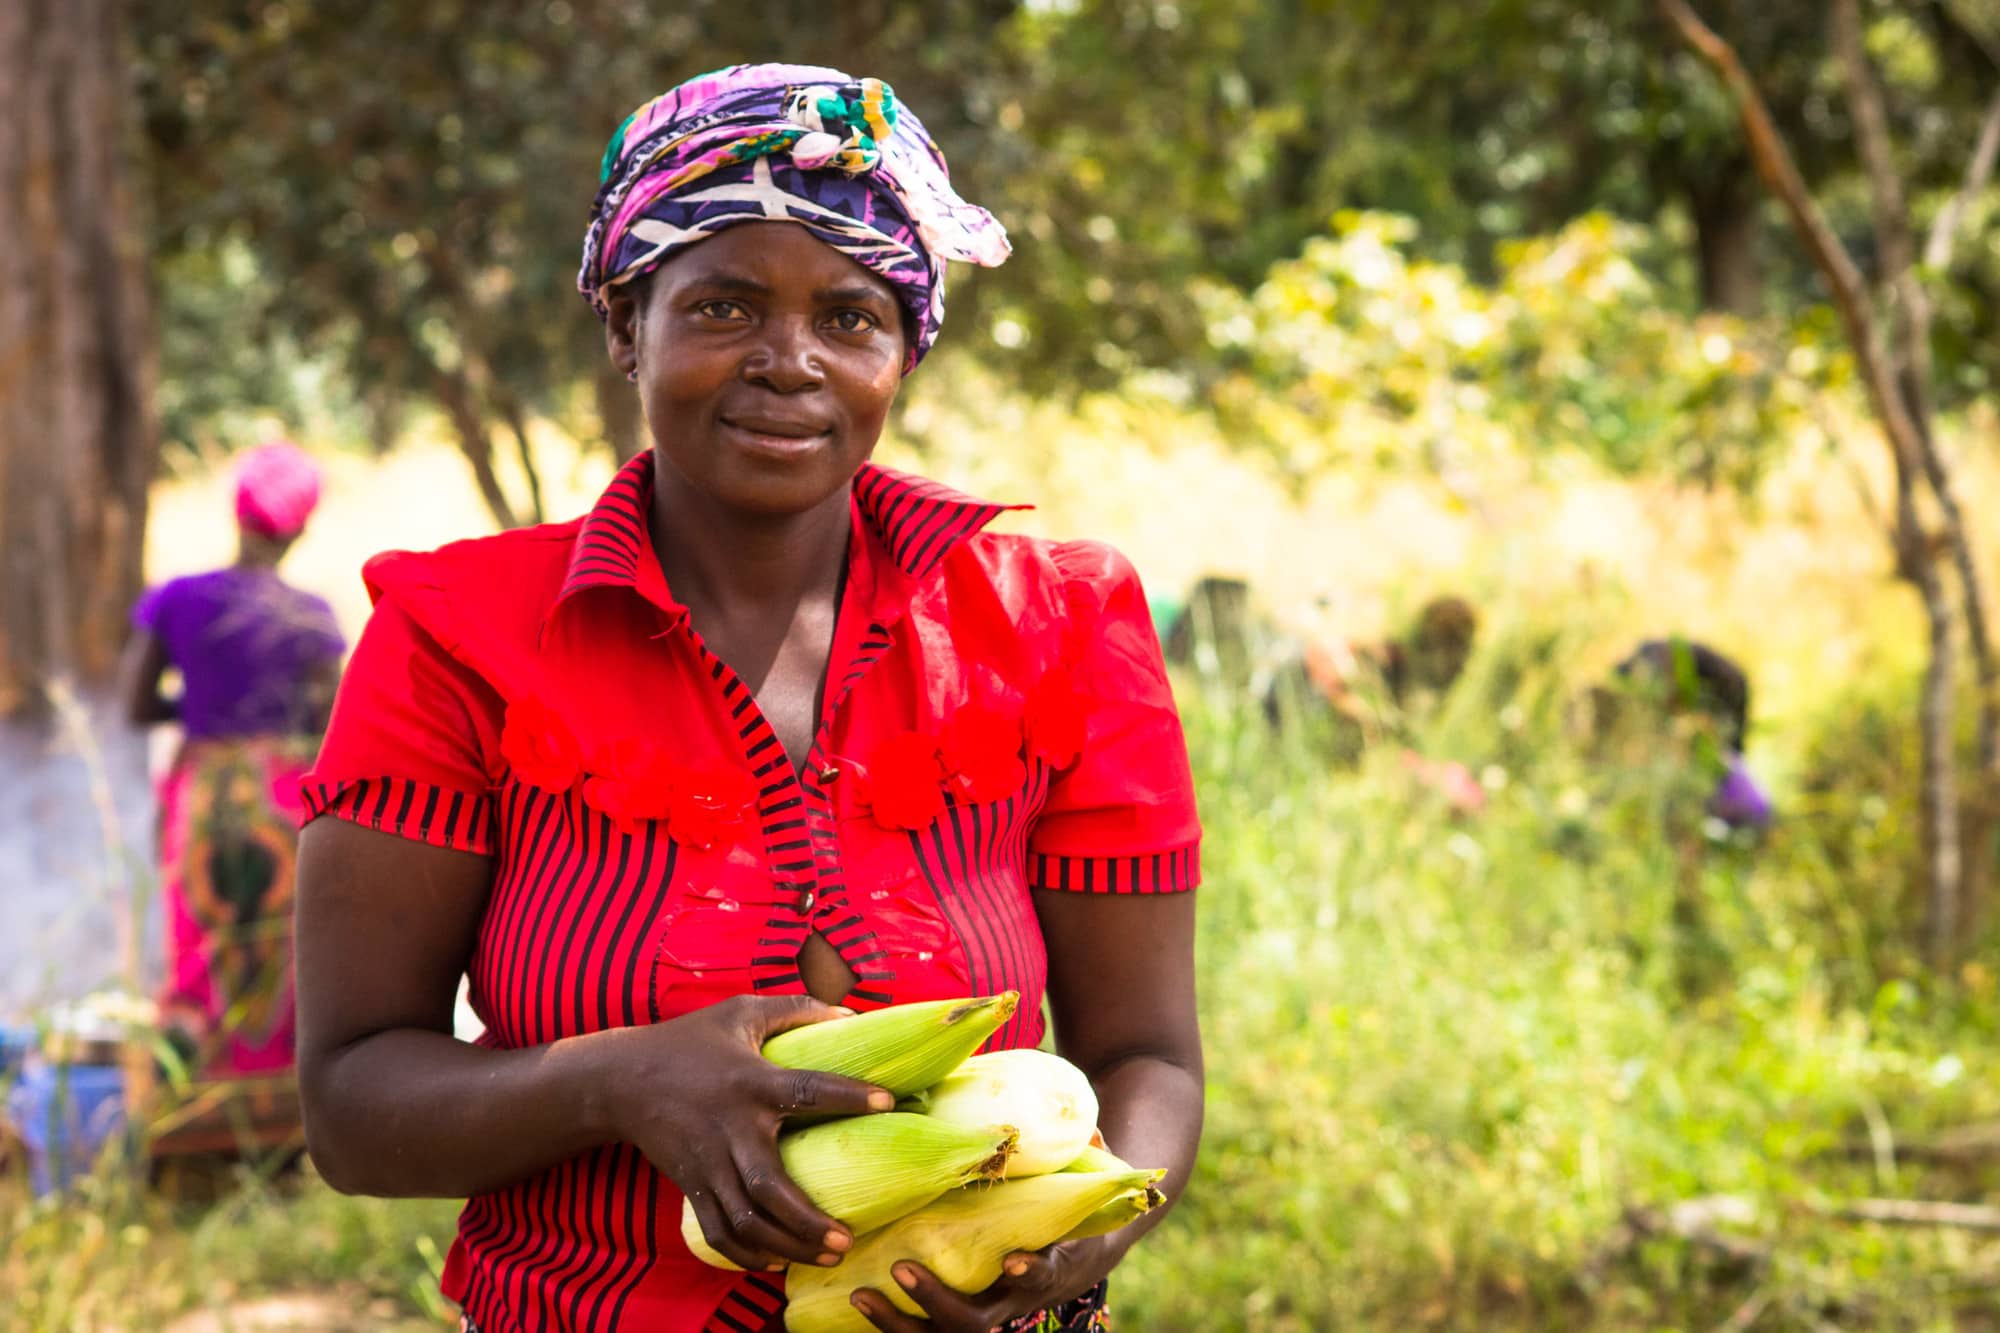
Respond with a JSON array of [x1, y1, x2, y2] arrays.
[[1708, 752, 1774, 830], [132, 568, 345, 739]]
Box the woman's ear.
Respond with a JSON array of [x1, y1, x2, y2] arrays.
[[605, 287, 642, 380]]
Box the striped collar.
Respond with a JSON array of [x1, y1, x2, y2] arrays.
[[545, 451, 1022, 635]]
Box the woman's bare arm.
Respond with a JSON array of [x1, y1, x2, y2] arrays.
[[294, 817, 893, 1270], [1037, 888, 1205, 1246], [293, 818, 614, 1196], [120, 629, 179, 726]]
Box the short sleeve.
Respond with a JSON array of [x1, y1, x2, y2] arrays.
[[300, 587, 502, 855], [1027, 542, 1201, 895]]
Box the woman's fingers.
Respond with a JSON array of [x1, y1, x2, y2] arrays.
[[847, 1287, 934, 1332], [683, 1183, 780, 1273], [741, 993, 856, 1041], [734, 1142, 853, 1258], [762, 1062, 894, 1118], [700, 1176, 832, 1264], [859, 1260, 1020, 1333], [997, 1245, 1069, 1289]]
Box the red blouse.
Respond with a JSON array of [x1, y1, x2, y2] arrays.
[[301, 454, 1201, 1332]]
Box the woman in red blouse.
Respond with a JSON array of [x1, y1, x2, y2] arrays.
[[295, 64, 1202, 1333]]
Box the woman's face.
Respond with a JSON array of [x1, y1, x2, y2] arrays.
[[606, 222, 908, 518]]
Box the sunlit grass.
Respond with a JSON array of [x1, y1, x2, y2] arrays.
[[14, 399, 2000, 1328], [10, 642, 2000, 1329]]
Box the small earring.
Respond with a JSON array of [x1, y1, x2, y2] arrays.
[[626, 367, 638, 383]]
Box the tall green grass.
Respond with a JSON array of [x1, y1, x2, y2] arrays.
[[7, 613, 2000, 1330]]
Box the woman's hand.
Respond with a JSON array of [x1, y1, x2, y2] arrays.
[[603, 994, 894, 1272], [848, 1236, 1118, 1332]]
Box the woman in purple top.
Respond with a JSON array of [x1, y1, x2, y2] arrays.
[[123, 443, 346, 1077]]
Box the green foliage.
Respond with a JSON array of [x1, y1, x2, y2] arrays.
[[130, 0, 2000, 456], [1201, 210, 1842, 487], [13, 614, 2000, 1328]]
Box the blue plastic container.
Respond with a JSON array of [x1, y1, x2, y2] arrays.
[[0, 1025, 33, 1085], [5, 1058, 127, 1196]]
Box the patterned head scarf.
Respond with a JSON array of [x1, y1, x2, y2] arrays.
[[233, 441, 323, 539], [579, 63, 1010, 372]]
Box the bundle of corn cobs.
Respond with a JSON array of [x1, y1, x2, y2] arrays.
[[681, 991, 1165, 1333]]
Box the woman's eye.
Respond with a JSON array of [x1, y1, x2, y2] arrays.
[[829, 310, 880, 334], [696, 299, 748, 321]]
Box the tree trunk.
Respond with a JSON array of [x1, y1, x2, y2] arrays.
[[1898, 462, 1965, 968], [427, 362, 521, 531], [0, 0, 157, 715], [1661, 0, 1989, 966], [496, 389, 546, 527], [1688, 164, 1763, 315], [594, 364, 645, 465]]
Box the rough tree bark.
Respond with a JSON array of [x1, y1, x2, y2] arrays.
[[1660, 0, 1995, 967], [1688, 163, 1763, 315], [0, 0, 158, 715]]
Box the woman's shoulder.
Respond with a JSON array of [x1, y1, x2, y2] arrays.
[[358, 518, 585, 652], [362, 519, 581, 598], [950, 531, 1149, 608]]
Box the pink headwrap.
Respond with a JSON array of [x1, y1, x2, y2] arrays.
[[234, 442, 323, 539]]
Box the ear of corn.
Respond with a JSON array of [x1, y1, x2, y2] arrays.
[[783, 1170, 1161, 1332], [909, 1048, 1098, 1176], [1059, 1143, 1132, 1174], [761, 993, 1018, 1097], [1058, 1146, 1166, 1236], [681, 1113, 1019, 1270], [1060, 1177, 1168, 1241]]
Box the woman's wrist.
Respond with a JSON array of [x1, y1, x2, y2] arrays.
[[553, 1026, 643, 1146]]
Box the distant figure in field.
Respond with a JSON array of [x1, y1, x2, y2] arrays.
[[1261, 594, 1481, 746], [1608, 637, 1772, 831], [1159, 575, 1261, 685], [122, 442, 345, 1077]]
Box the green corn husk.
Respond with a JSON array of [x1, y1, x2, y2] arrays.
[[1060, 1178, 1168, 1242], [906, 1048, 1098, 1176], [1055, 1144, 1167, 1238], [783, 1170, 1161, 1333], [1059, 1143, 1131, 1174], [762, 993, 1018, 1098], [682, 1113, 1019, 1271]]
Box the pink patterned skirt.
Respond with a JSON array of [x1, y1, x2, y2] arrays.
[[155, 737, 314, 1078]]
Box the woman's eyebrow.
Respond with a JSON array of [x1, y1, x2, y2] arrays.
[[815, 282, 895, 306], [683, 274, 771, 297]]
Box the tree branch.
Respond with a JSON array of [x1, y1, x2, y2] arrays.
[[1656, 0, 1928, 492], [1819, 1197, 2000, 1232], [1660, 0, 1968, 965], [1836, 0, 2000, 789], [1923, 87, 2000, 273]]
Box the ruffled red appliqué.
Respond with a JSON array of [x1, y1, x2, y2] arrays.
[[499, 695, 584, 792], [856, 664, 1089, 830]]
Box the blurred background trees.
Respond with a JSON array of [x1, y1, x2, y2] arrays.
[[3, 0, 1998, 939]]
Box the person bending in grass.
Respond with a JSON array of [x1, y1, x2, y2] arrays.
[[293, 65, 1203, 1333]]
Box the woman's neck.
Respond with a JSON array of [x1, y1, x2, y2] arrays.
[[233, 533, 289, 571], [648, 467, 853, 621]]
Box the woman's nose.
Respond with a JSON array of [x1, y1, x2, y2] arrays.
[[743, 316, 823, 392]]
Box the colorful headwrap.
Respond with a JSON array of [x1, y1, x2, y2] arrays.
[[579, 63, 1010, 372], [234, 441, 323, 540]]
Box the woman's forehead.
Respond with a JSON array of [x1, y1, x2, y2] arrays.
[[653, 222, 898, 301]]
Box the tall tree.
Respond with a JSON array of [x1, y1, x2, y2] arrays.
[[0, 0, 157, 713], [1662, 0, 2000, 966]]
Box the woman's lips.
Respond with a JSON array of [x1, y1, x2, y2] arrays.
[[720, 417, 830, 457]]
